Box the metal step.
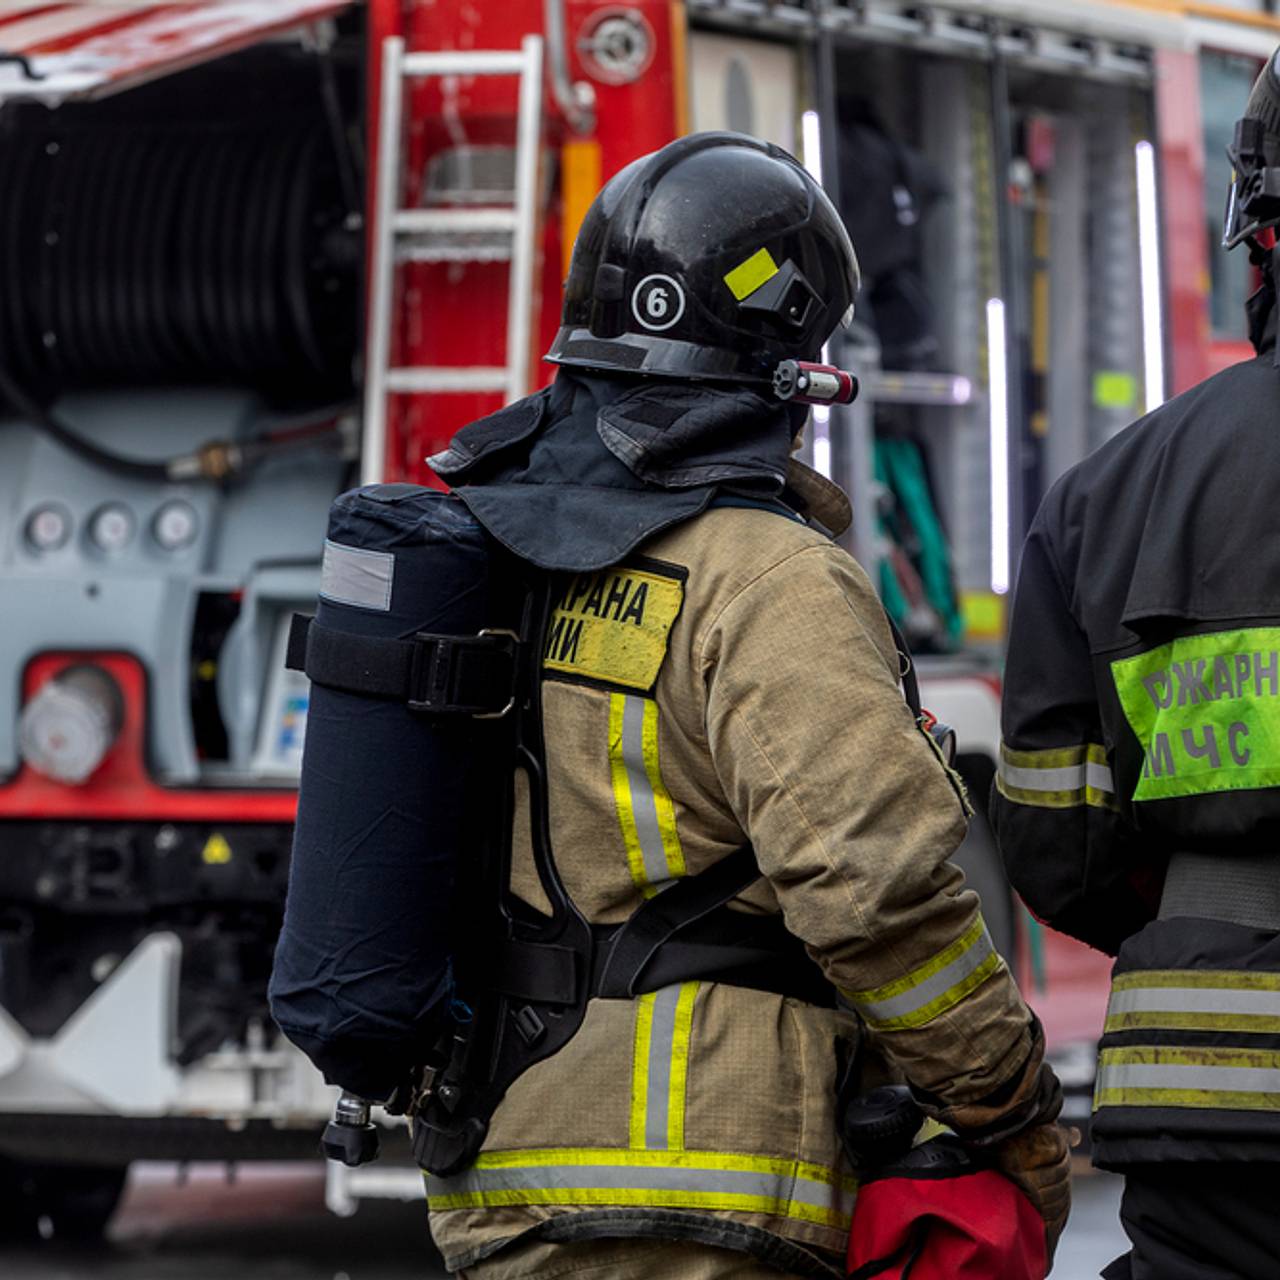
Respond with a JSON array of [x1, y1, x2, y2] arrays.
[[397, 241, 513, 263], [402, 49, 528, 77], [386, 367, 509, 394], [393, 208, 518, 234], [394, 207, 518, 263]]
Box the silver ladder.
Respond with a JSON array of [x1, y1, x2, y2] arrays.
[[361, 35, 545, 486]]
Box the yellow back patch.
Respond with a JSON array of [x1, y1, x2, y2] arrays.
[[544, 564, 685, 693]]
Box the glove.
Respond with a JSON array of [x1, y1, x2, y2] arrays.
[[990, 1120, 1072, 1266], [914, 1016, 1072, 1268], [925, 1017, 1063, 1142]]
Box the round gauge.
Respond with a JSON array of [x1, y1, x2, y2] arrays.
[[89, 503, 135, 553], [577, 9, 655, 86], [152, 500, 199, 551], [25, 504, 71, 552]]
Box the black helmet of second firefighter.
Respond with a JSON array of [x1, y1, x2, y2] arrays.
[[546, 131, 860, 387], [1223, 47, 1280, 252]]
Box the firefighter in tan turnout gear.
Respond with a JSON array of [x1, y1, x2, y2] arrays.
[[408, 135, 1071, 1278]]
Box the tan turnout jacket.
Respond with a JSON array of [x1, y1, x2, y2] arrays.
[[426, 464, 1034, 1273]]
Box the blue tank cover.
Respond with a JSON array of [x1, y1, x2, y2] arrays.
[[269, 485, 505, 1101]]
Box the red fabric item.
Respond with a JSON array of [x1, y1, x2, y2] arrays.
[[847, 1167, 1047, 1280]]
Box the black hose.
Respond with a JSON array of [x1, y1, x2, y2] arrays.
[[0, 360, 169, 481], [0, 116, 359, 394], [0, 352, 352, 483]]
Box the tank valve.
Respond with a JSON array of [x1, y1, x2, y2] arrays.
[[321, 1092, 381, 1167], [18, 665, 124, 785], [772, 359, 859, 406]]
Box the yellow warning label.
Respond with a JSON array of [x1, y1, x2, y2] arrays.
[[544, 566, 685, 693], [202, 833, 233, 865], [961, 591, 1006, 642], [1093, 370, 1138, 411], [723, 247, 779, 301]]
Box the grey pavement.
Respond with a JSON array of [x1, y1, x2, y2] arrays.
[[0, 1160, 1128, 1279]]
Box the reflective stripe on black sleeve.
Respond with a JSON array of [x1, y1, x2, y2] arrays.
[[996, 742, 1117, 811], [1096, 969, 1280, 1115]]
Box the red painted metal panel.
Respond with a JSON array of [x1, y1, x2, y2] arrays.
[[1027, 928, 1113, 1051], [1204, 337, 1257, 377], [1154, 47, 1213, 395], [0, 653, 297, 823], [0, 2, 352, 105]]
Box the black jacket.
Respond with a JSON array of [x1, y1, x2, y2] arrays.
[[993, 275, 1280, 1165]]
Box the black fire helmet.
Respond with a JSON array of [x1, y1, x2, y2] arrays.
[[545, 131, 860, 387], [1224, 45, 1280, 251]]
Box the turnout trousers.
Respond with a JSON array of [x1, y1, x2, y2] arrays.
[[459, 1237, 829, 1278], [1102, 1165, 1280, 1280]]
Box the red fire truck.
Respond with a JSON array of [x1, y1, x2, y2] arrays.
[[0, 0, 1276, 1235]]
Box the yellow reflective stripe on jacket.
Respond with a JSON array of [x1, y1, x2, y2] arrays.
[[608, 694, 687, 898], [841, 915, 1003, 1031], [1105, 969, 1280, 1035], [1094, 1045, 1280, 1112], [996, 742, 1117, 810], [630, 982, 700, 1151], [424, 1147, 857, 1229]]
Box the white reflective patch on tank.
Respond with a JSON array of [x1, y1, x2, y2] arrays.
[[320, 539, 394, 611]]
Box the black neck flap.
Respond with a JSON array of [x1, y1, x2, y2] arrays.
[[429, 371, 804, 572]]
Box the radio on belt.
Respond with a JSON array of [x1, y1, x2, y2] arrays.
[[772, 359, 859, 406]]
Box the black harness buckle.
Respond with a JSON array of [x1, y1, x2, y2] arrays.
[[407, 629, 519, 718], [474, 630, 520, 720]]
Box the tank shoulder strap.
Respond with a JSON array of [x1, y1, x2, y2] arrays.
[[593, 845, 761, 998], [285, 612, 519, 717]]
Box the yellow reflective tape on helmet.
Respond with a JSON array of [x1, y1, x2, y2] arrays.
[[841, 917, 1004, 1031], [723, 247, 780, 302], [641, 697, 686, 880]]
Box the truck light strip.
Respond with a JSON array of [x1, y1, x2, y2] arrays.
[[1135, 141, 1166, 414]]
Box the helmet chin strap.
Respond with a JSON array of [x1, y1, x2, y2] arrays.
[[1247, 235, 1274, 268], [1245, 244, 1278, 357]]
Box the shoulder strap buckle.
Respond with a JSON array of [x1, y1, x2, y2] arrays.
[[406, 628, 519, 718], [473, 630, 521, 720]]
